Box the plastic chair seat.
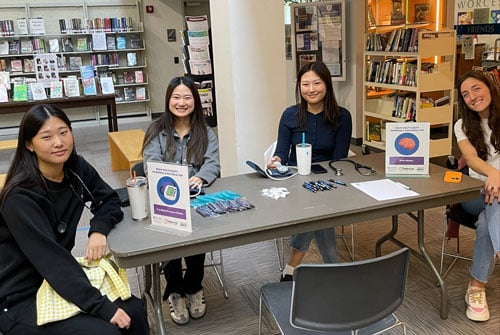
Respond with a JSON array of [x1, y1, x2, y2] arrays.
[[259, 248, 409, 335]]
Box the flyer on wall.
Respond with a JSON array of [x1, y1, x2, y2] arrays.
[[147, 161, 192, 234], [385, 122, 430, 177]]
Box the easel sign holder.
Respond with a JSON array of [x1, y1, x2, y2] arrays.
[[385, 122, 430, 178], [147, 161, 192, 234]]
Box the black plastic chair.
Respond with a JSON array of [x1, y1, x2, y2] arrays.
[[259, 248, 410, 334]]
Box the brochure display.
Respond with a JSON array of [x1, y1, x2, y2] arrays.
[[385, 122, 430, 177], [182, 15, 217, 127], [147, 161, 192, 234], [290, 0, 346, 81]]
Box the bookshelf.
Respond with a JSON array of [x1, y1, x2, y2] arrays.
[[0, 1, 149, 133], [362, 29, 456, 158]]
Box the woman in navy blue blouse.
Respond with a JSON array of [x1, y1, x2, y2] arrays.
[[268, 61, 352, 281]]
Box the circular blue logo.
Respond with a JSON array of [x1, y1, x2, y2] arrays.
[[157, 176, 180, 205], [394, 133, 419, 155]]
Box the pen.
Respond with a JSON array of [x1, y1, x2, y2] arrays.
[[395, 181, 411, 190], [329, 179, 347, 186], [303, 182, 317, 193]]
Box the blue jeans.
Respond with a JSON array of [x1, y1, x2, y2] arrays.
[[462, 194, 500, 283], [289, 228, 339, 263]]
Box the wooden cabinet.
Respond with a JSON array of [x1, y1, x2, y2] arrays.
[[363, 29, 456, 158]]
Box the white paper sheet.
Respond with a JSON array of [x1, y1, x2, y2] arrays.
[[351, 178, 419, 201]]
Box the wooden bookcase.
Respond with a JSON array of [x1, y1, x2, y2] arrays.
[[0, 1, 149, 133], [362, 29, 456, 158]]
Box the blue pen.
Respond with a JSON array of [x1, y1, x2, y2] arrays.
[[329, 179, 347, 186], [303, 182, 317, 193]]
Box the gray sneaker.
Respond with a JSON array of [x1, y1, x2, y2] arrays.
[[187, 290, 207, 319], [168, 293, 189, 325]]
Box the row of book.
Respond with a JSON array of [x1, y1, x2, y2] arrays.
[[366, 28, 420, 53], [0, 35, 143, 56], [0, 38, 47, 55], [0, 20, 15, 36], [115, 86, 147, 103], [59, 17, 134, 34], [1, 55, 143, 74], [366, 60, 418, 87]]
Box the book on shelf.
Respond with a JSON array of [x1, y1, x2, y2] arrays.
[[0, 59, 6, 71], [126, 53, 137, 66], [116, 36, 127, 49], [100, 77, 115, 95], [16, 18, 29, 35], [366, 121, 381, 142], [48, 39, 59, 53], [434, 96, 450, 107], [80, 65, 97, 96], [63, 77, 80, 97], [50, 80, 63, 98], [29, 17, 45, 35], [135, 86, 146, 100], [30, 82, 47, 100], [75, 37, 89, 52], [20, 39, 33, 54], [13, 83, 28, 101], [92, 32, 107, 51], [23, 59, 34, 73], [106, 36, 116, 50], [0, 41, 8, 55], [9, 40, 20, 55], [123, 71, 135, 84], [61, 37, 74, 52], [129, 35, 143, 48], [123, 87, 135, 101], [114, 88, 124, 102], [69, 57, 82, 71], [134, 70, 144, 83], [10, 59, 23, 73]]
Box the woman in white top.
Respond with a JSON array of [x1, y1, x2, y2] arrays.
[[455, 70, 499, 322]]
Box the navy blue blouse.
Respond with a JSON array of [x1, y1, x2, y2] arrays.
[[273, 105, 352, 166]]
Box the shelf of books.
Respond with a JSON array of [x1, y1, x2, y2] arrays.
[[182, 15, 216, 127], [362, 29, 456, 158], [0, 1, 149, 133]]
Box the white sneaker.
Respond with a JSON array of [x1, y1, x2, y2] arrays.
[[168, 293, 189, 325], [465, 284, 489, 322], [187, 290, 206, 319]]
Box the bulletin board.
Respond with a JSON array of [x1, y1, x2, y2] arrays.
[[291, 0, 346, 81]]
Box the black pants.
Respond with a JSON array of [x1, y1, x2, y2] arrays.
[[163, 253, 205, 298], [0, 295, 149, 335]]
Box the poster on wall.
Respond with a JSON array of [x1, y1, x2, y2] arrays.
[[454, 0, 500, 35], [385, 122, 430, 177], [291, 0, 346, 81]]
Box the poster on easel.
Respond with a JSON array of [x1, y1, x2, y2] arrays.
[[385, 122, 430, 177], [291, 0, 346, 81], [147, 161, 192, 234]]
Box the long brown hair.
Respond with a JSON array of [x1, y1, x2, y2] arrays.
[[295, 61, 340, 129], [142, 76, 208, 165], [457, 71, 500, 160]]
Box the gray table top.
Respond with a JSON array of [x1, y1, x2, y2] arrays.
[[108, 153, 483, 268]]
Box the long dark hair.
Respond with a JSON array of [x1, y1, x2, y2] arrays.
[[295, 61, 340, 129], [0, 104, 78, 206], [142, 76, 208, 165], [457, 71, 500, 160]]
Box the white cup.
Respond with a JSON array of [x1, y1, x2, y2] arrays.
[[296, 143, 312, 175], [126, 176, 148, 221]]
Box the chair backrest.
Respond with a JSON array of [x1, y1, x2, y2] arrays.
[[290, 247, 410, 332]]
